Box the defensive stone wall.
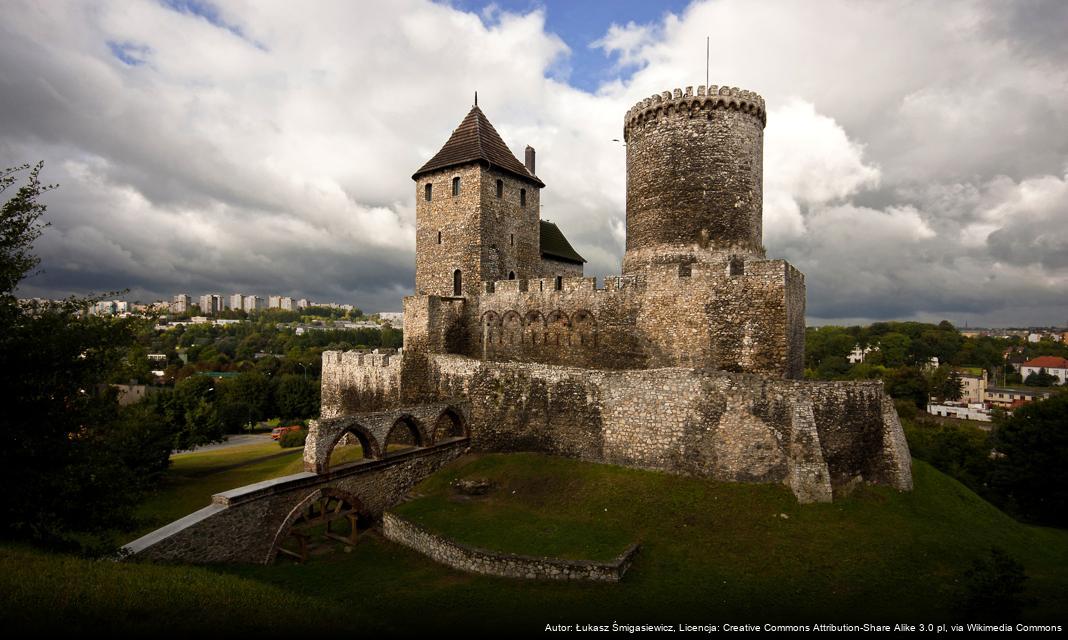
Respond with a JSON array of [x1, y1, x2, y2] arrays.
[[430, 253, 804, 377], [382, 512, 639, 582], [423, 354, 911, 503], [320, 349, 403, 418]]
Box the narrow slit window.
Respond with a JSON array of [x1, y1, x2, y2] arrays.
[[437, 231, 442, 245], [554, 276, 562, 291], [424, 183, 432, 201], [520, 189, 526, 207], [452, 176, 460, 196], [453, 269, 462, 296], [510, 233, 514, 247], [496, 179, 503, 198]]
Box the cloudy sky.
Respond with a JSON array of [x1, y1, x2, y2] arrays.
[[2, 0, 1066, 326]]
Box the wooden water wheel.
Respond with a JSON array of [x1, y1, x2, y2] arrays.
[[274, 492, 361, 564]]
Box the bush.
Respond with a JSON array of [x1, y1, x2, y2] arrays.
[[959, 547, 1032, 621], [278, 429, 307, 449]]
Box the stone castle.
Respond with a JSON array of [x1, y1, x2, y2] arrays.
[[308, 84, 913, 503]]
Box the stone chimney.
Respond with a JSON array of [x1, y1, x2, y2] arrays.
[[524, 145, 535, 175]]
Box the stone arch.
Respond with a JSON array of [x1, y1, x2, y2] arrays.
[[266, 487, 366, 564], [502, 310, 523, 346], [524, 310, 545, 345], [572, 310, 596, 347], [325, 423, 380, 472], [481, 311, 501, 346], [383, 414, 425, 455], [432, 406, 467, 443], [546, 310, 570, 347]]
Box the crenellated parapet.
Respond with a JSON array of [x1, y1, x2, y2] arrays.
[[624, 85, 766, 139], [320, 349, 404, 418]]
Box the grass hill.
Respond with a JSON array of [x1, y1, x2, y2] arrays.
[[2, 449, 1066, 633]]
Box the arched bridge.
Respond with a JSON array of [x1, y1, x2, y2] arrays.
[[123, 403, 469, 565]]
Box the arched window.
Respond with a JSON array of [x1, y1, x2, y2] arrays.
[[496, 179, 503, 198], [452, 176, 461, 196], [508, 271, 516, 280], [453, 269, 462, 296], [520, 188, 527, 207], [424, 183, 432, 202]]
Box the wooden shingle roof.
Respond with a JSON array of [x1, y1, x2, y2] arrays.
[[412, 105, 544, 187]]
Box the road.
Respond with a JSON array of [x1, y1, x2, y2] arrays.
[[173, 433, 273, 455]]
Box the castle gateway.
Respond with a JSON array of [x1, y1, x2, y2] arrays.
[[313, 84, 912, 503]]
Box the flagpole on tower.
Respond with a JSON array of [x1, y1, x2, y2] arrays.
[[706, 36, 709, 88]]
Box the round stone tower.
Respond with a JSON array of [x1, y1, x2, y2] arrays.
[[622, 85, 767, 274]]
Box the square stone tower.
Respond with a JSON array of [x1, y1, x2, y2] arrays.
[[412, 104, 546, 298]]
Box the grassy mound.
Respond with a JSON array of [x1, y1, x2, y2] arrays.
[[2, 450, 1065, 632]]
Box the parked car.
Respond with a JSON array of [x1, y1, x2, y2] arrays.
[[271, 425, 303, 440]]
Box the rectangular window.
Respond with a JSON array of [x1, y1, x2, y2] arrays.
[[425, 183, 432, 201], [520, 188, 526, 207], [496, 179, 503, 198], [452, 176, 460, 196]]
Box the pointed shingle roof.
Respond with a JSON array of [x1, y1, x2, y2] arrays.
[[412, 105, 544, 187]]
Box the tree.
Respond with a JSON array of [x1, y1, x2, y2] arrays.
[[0, 163, 52, 295], [990, 392, 1068, 526], [1024, 369, 1058, 387], [0, 163, 182, 549]]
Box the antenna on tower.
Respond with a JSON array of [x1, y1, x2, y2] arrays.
[[705, 36, 709, 88], [474, 91, 478, 106]]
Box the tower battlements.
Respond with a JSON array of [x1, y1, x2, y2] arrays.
[[623, 85, 767, 135]]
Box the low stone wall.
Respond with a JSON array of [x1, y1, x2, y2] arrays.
[[381, 512, 639, 582], [123, 440, 468, 564]]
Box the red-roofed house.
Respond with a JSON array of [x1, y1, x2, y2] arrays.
[[1020, 356, 1068, 385]]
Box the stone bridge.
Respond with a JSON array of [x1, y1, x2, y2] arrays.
[[123, 403, 469, 564]]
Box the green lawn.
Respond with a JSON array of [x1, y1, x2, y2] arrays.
[[2, 450, 1066, 633], [133, 442, 305, 537]]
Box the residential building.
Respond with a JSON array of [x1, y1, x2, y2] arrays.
[[1020, 356, 1068, 385], [199, 294, 225, 315], [955, 367, 988, 404], [927, 402, 992, 422], [230, 293, 245, 310], [243, 296, 263, 313], [268, 295, 283, 309], [985, 387, 1054, 410], [171, 294, 191, 314], [847, 344, 876, 364]]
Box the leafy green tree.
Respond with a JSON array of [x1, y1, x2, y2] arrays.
[[275, 373, 320, 420], [1023, 370, 1058, 387], [884, 367, 930, 408], [990, 392, 1068, 526], [0, 163, 175, 548]]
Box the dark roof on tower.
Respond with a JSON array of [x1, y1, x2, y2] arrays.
[[539, 220, 585, 265], [412, 105, 545, 187]]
